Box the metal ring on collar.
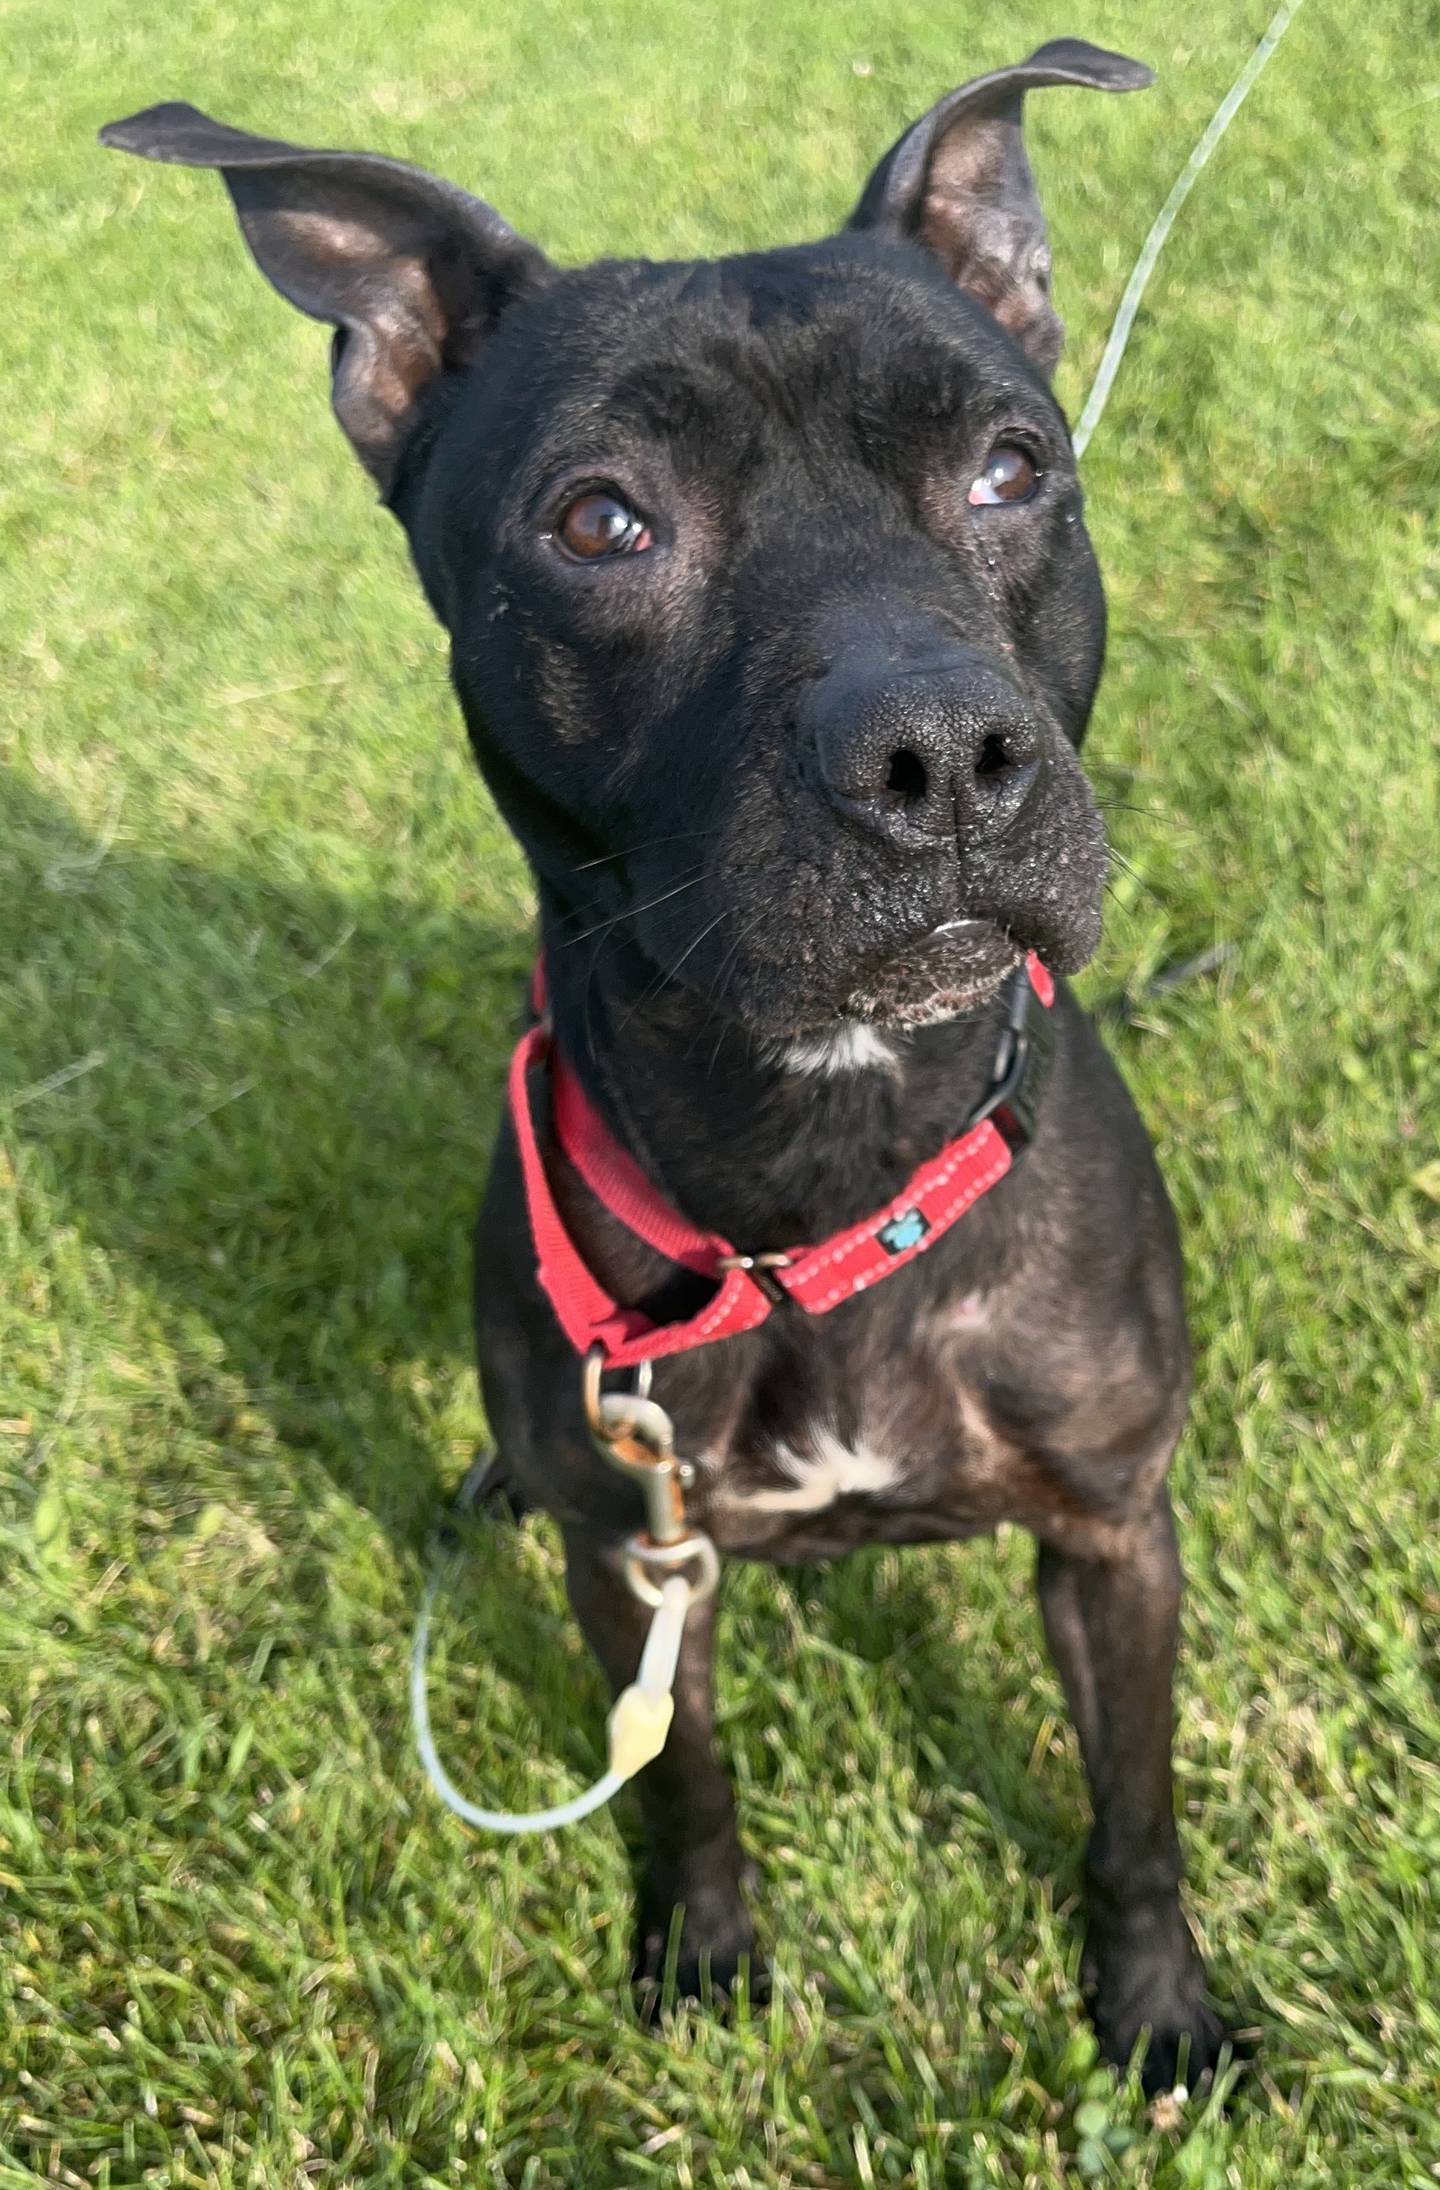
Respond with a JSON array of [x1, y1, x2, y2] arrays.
[[623, 1529, 720, 1609], [582, 1346, 654, 1438]]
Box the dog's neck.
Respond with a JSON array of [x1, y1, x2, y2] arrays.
[[541, 917, 1015, 1255]]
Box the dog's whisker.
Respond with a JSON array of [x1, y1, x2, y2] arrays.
[[657, 906, 732, 991], [1094, 793, 1199, 838], [556, 871, 708, 948], [570, 829, 714, 873], [1104, 843, 1157, 891], [618, 906, 733, 1034], [686, 906, 771, 1069]]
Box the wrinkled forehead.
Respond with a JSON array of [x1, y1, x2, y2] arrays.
[[471, 239, 1054, 497]]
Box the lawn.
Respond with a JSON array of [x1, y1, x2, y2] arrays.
[[2, 0, 1437, 2181]]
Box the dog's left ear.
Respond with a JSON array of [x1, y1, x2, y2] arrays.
[[848, 39, 1153, 374]]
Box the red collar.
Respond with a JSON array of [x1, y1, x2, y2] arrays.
[[509, 955, 1055, 1370]]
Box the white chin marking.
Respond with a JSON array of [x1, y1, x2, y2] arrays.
[[746, 1429, 903, 1515], [780, 1021, 900, 1077]]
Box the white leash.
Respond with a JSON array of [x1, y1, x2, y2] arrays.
[[412, 1565, 690, 1833], [412, 1376, 719, 1837], [410, 7, 1309, 1835], [1073, 0, 1309, 460]]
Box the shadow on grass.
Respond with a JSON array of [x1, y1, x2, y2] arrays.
[[5, 774, 525, 1544]]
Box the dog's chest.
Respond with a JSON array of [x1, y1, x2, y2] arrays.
[[694, 1319, 1030, 1560], [718, 1426, 910, 1516]]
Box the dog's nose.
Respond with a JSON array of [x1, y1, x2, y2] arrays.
[[811, 650, 1042, 848]]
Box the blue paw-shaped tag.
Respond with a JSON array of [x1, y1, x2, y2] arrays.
[[878, 1209, 929, 1255]]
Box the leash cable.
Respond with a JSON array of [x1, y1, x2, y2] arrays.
[[1072, 0, 1308, 460], [410, 2, 1308, 1834], [412, 1565, 691, 1833]]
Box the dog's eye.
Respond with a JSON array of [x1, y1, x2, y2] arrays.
[[967, 445, 1040, 507], [554, 489, 653, 561]]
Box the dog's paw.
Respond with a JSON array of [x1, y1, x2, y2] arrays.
[[1084, 1921, 1227, 2095], [632, 1887, 767, 2017], [453, 1447, 529, 1523]]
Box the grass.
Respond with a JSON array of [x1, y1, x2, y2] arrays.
[[2, 0, 1437, 2180]]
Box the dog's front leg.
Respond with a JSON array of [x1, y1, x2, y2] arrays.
[[1035, 1492, 1224, 2090], [562, 1528, 759, 2006]]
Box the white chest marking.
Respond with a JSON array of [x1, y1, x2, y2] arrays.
[[780, 1022, 900, 1077], [745, 1428, 904, 1514]]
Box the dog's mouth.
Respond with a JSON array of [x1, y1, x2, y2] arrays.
[[839, 917, 1023, 1029]]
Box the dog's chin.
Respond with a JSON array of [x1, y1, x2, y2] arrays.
[[839, 919, 1023, 1030]]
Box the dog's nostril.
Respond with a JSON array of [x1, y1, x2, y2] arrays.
[[974, 732, 1012, 779], [885, 747, 928, 807]]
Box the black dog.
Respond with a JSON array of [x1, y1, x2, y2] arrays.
[[103, 40, 1225, 2089]]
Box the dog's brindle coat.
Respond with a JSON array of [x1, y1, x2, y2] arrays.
[[104, 41, 1225, 2088]]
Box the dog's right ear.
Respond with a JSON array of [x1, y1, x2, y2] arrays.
[[99, 104, 552, 498]]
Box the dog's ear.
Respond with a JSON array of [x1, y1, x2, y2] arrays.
[[99, 104, 552, 496], [847, 39, 1153, 374]]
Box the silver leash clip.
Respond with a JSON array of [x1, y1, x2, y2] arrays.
[[582, 1349, 720, 1606]]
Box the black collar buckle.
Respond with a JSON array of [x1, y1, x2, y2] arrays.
[[964, 964, 1056, 1152]]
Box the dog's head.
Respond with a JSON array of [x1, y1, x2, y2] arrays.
[[103, 42, 1151, 1041]]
